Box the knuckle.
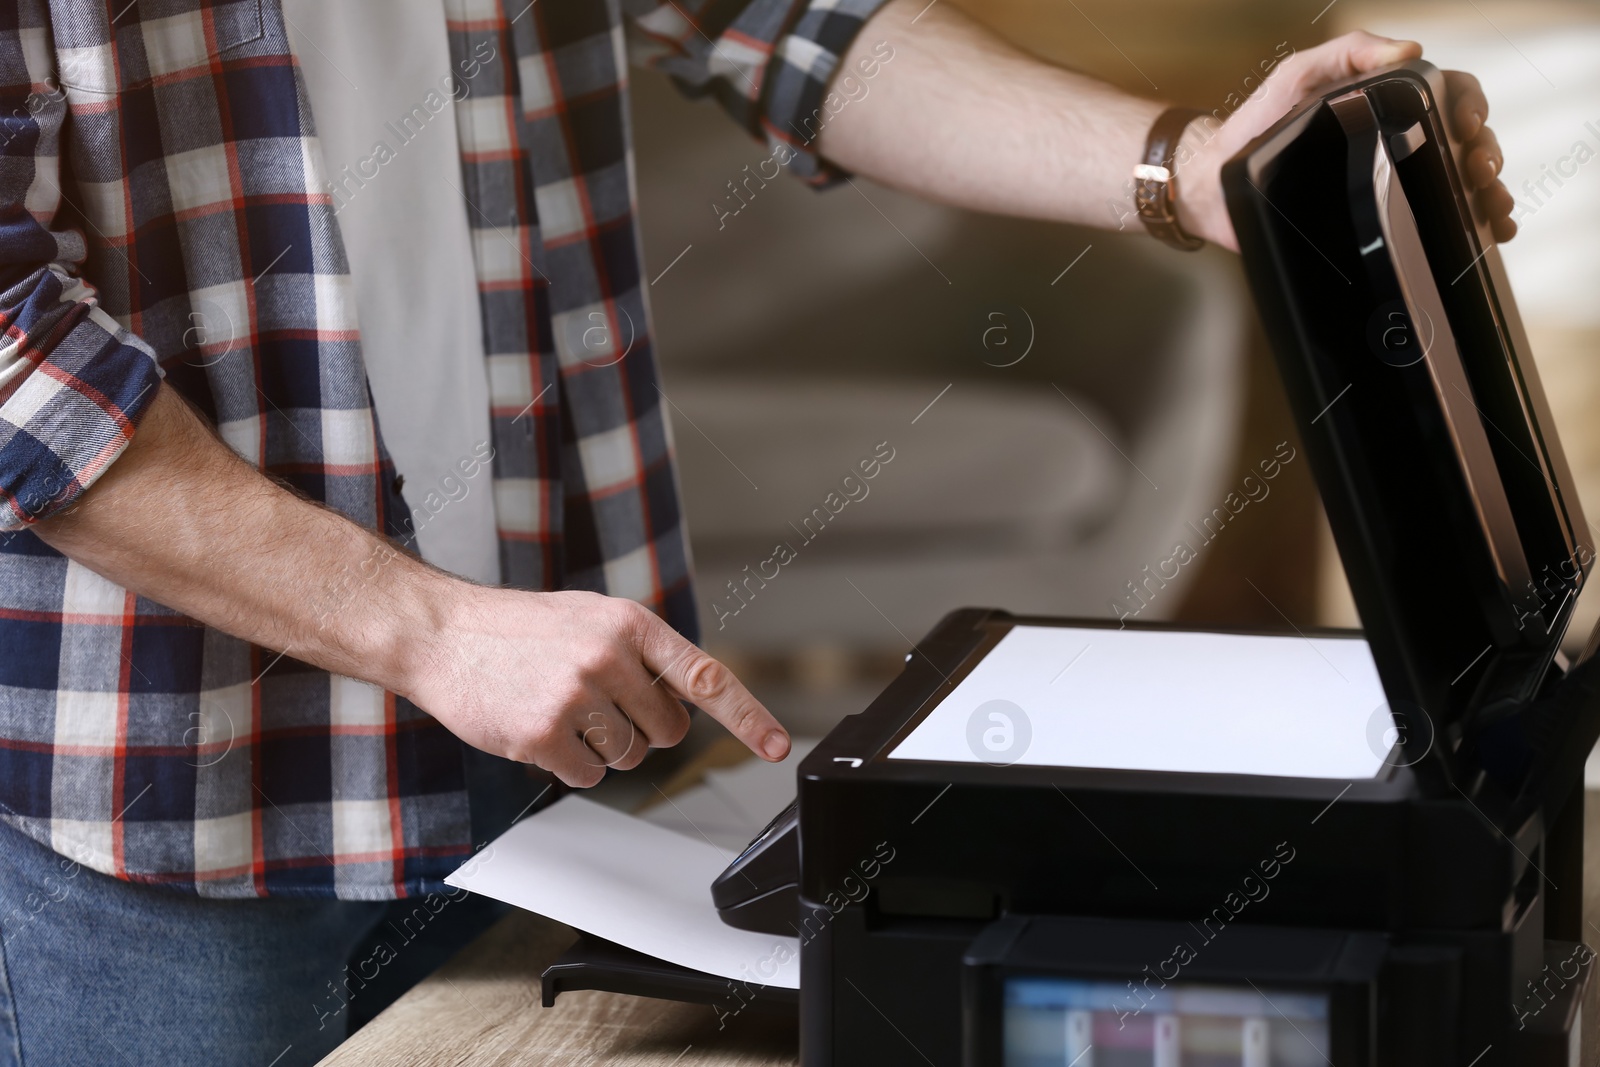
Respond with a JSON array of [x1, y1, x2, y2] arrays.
[[632, 611, 667, 655], [579, 720, 609, 751], [658, 707, 691, 748], [1273, 55, 1311, 93], [552, 681, 591, 714], [727, 702, 761, 738], [611, 597, 653, 639], [556, 764, 601, 789], [634, 708, 679, 750], [683, 654, 731, 704], [594, 730, 624, 758], [572, 644, 616, 684], [524, 717, 567, 753]]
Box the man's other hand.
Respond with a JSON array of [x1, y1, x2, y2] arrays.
[[1177, 31, 1516, 250], [407, 588, 792, 788]]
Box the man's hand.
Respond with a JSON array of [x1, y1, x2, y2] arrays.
[[34, 385, 790, 789], [1176, 31, 1517, 250], [405, 586, 790, 787]]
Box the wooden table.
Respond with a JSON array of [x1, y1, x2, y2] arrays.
[[317, 911, 796, 1066], [321, 793, 1600, 1065]]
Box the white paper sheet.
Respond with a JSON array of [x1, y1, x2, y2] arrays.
[[446, 795, 800, 988], [641, 739, 818, 851], [888, 625, 1391, 779]]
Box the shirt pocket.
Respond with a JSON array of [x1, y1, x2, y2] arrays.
[[54, 0, 266, 96]]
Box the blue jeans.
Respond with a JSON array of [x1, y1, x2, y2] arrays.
[[0, 750, 546, 1066], [0, 815, 384, 1066]]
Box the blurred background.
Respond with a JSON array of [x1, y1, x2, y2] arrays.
[[623, 0, 1600, 737]]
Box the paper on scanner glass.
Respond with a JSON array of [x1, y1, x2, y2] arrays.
[[888, 625, 1389, 779], [767, 59, 1600, 1067]]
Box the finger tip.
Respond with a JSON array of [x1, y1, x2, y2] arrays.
[[1381, 38, 1424, 62], [761, 730, 790, 761]]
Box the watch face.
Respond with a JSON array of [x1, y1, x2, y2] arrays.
[[1003, 976, 1331, 1067]]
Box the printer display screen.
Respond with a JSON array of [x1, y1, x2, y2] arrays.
[[1003, 975, 1330, 1066], [887, 625, 1392, 779]]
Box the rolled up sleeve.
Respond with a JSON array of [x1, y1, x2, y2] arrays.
[[0, 4, 161, 531], [625, 0, 893, 185]]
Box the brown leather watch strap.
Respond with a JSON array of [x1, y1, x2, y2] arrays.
[[1134, 107, 1206, 251]]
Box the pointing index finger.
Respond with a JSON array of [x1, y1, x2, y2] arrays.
[[638, 619, 790, 761]]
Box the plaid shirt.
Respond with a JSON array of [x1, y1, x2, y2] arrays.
[[0, 0, 884, 899]]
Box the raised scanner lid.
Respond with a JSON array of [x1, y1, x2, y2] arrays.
[[1222, 61, 1590, 794]]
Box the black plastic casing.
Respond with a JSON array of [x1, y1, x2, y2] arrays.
[[712, 799, 800, 933]]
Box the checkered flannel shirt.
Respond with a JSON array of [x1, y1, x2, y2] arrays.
[[0, 0, 885, 899]]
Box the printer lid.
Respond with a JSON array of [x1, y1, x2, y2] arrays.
[[1223, 61, 1593, 794]]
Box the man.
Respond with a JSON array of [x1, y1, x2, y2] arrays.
[[0, 0, 1511, 1061]]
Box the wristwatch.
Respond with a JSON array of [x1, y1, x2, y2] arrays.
[[1134, 107, 1206, 251]]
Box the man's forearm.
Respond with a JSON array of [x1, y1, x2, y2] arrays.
[[30, 384, 789, 783], [815, 10, 1514, 251], [34, 384, 445, 694], [815, 0, 1162, 233]]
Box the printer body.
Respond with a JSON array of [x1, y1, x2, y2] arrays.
[[779, 62, 1600, 1065], [796, 611, 1596, 1065]]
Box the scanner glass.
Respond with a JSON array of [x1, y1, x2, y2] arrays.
[[887, 625, 1391, 779]]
